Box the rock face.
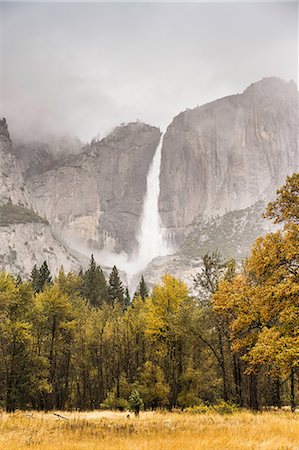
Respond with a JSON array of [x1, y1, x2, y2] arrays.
[[2, 77, 298, 281], [0, 119, 31, 207], [159, 78, 298, 242], [13, 135, 83, 180], [0, 222, 77, 278], [27, 122, 161, 253], [180, 201, 275, 260], [0, 118, 79, 276]]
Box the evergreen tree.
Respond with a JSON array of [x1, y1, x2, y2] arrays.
[[108, 266, 125, 307], [30, 264, 40, 293], [39, 261, 52, 291], [134, 275, 149, 300], [30, 261, 51, 293], [81, 255, 108, 307], [124, 287, 131, 309], [129, 390, 144, 417]]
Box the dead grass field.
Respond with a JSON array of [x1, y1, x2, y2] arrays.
[[0, 410, 298, 450]]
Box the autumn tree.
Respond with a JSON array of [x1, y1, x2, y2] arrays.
[[0, 273, 49, 411], [264, 173, 299, 224], [213, 173, 299, 410], [137, 361, 170, 409], [34, 281, 78, 409], [146, 274, 192, 407], [193, 251, 236, 402]]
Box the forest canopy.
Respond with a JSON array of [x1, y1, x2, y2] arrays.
[[0, 174, 298, 412]]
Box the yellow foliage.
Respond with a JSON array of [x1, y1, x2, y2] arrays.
[[145, 273, 189, 338]]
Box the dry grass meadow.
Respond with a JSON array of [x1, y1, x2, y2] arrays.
[[0, 410, 298, 450]]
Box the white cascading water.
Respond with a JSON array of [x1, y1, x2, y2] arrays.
[[135, 132, 171, 269], [80, 132, 173, 289]]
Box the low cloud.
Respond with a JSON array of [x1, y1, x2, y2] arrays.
[[1, 2, 297, 143]]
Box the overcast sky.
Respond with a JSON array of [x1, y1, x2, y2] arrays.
[[0, 2, 298, 142]]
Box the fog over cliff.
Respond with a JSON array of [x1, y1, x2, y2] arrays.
[[1, 2, 297, 142]]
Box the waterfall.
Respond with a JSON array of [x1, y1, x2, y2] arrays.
[[134, 132, 171, 270], [89, 132, 173, 290]]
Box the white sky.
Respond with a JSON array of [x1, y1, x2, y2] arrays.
[[0, 1, 298, 142]]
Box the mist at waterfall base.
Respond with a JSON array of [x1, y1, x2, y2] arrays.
[[95, 133, 173, 291], [63, 133, 174, 292]]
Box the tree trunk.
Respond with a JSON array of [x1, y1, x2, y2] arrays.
[[290, 368, 295, 412], [233, 355, 243, 406], [249, 374, 259, 411], [272, 376, 281, 408], [217, 324, 228, 401], [6, 338, 17, 413]]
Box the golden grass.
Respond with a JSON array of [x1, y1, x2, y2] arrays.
[[0, 410, 298, 450]]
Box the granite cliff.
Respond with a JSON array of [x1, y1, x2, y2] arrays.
[[26, 122, 161, 254], [159, 77, 298, 245], [1, 77, 298, 280], [0, 118, 79, 277]]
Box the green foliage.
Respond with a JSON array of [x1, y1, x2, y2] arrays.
[[0, 203, 48, 226], [30, 261, 52, 293], [100, 391, 128, 411], [124, 287, 131, 309], [0, 175, 298, 412], [184, 401, 239, 415], [108, 265, 125, 308], [128, 390, 144, 416], [134, 275, 149, 300], [194, 250, 235, 302], [81, 255, 108, 307], [137, 361, 170, 409]]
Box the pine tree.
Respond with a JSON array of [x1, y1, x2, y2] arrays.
[[30, 264, 40, 293], [124, 287, 131, 309], [134, 275, 149, 300], [81, 255, 108, 307], [39, 261, 52, 291], [30, 261, 51, 293], [108, 266, 125, 307]]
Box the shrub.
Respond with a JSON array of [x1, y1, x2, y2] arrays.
[[100, 391, 128, 411], [128, 390, 144, 417], [184, 401, 239, 415], [211, 401, 239, 414], [0, 203, 48, 226]]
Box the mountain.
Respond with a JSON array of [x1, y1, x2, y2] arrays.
[[159, 77, 298, 245], [0, 118, 31, 208], [0, 118, 79, 277], [1, 77, 298, 281], [13, 135, 83, 180], [26, 122, 161, 253]]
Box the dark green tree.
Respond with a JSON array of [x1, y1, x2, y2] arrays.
[[108, 266, 125, 307], [39, 261, 52, 292], [134, 275, 149, 300], [124, 287, 131, 309], [30, 261, 52, 293], [30, 264, 40, 293], [81, 255, 108, 307], [128, 390, 144, 417]]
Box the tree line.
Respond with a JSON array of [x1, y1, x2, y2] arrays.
[[0, 174, 298, 412]]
